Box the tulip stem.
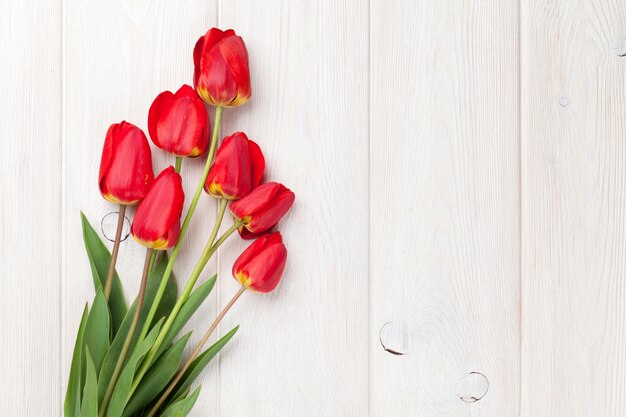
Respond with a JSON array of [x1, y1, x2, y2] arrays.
[[174, 156, 183, 173], [104, 205, 127, 301], [99, 248, 153, 417], [148, 250, 158, 273], [146, 285, 247, 417], [130, 214, 241, 396], [134, 106, 223, 350]]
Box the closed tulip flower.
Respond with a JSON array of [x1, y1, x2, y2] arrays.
[[131, 167, 185, 250], [99, 121, 154, 205], [233, 232, 287, 293], [193, 28, 251, 107], [204, 132, 265, 200], [148, 85, 209, 157], [230, 182, 295, 234]]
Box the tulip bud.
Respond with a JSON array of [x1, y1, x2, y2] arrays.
[[148, 85, 209, 158], [99, 121, 154, 205], [193, 28, 251, 107], [230, 182, 295, 234], [204, 132, 265, 200], [232, 232, 287, 293], [131, 166, 185, 250]]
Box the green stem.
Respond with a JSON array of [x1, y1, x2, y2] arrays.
[[148, 250, 158, 273], [103, 205, 127, 301], [130, 214, 240, 395], [98, 248, 153, 417], [146, 285, 247, 417], [174, 156, 183, 173], [134, 106, 223, 348]]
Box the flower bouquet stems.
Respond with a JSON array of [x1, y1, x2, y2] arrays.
[[64, 27, 295, 417]]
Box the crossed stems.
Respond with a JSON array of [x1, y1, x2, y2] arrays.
[[100, 106, 248, 416]]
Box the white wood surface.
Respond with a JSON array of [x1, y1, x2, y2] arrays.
[[370, 0, 520, 416], [2, 0, 626, 416], [521, 0, 626, 416]]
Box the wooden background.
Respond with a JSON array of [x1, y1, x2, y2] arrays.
[[1, 0, 626, 415]]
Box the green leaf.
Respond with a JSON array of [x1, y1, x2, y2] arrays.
[[171, 325, 239, 402], [84, 290, 111, 373], [98, 257, 178, 405], [64, 304, 89, 417], [81, 348, 98, 417], [156, 276, 216, 360], [81, 212, 127, 335], [98, 303, 136, 405], [121, 333, 192, 417], [106, 319, 164, 417], [159, 386, 201, 417]]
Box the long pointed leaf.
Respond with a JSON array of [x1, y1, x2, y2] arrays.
[[122, 333, 192, 417], [64, 304, 89, 417], [171, 325, 239, 402], [81, 348, 98, 417], [98, 254, 177, 404], [155, 276, 216, 360], [81, 212, 127, 335], [84, 290, 111, 373], [159, 386, 201, 417], [106, 319, 164, 417]]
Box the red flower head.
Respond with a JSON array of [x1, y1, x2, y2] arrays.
[[233, 232, 287, 293], [131, 166, 185, 250], [99, 121, 154, 205], [230, 182, 295, 234], [148, 85, 209, 158], [204, 132, 265, 200], [193, 28, 251, 107]]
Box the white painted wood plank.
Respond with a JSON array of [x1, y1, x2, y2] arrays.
[[370, 1, 520, 416], [0, 0, 62, 416], [62, 1, 220, 415], [521, 1, 626, 415], [215, 1, 370, 416]]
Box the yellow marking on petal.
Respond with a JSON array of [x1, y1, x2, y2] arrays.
[[188, 146, 202, 157], [235, 272, 251, 288], [132, 235, 169, 250]]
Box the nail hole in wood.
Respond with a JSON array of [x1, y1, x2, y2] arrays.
[[456, 371, 489, 403], [379, 321, 414, 355], [101, 211, 131, 242]]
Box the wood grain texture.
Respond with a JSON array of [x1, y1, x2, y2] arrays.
[[521, 0, 626, 415], [62, 1, 219, 415], [215, 1, 370, 416], [369, 0, 520, 416], [0, 0, 62, 416]]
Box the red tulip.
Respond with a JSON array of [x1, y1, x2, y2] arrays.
[[233, 232, 287, 293], [148, 85, 209, 157], [193, 28, 251, 107], [204, 132, 265, 200], [230, 182, 295, 234], [99, 121, 154, 205], [131, 167, 185, 250]]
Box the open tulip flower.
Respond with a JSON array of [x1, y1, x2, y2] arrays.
[[148, 84, 209, 158], [193, 28, 251, 107], [231, 182, 295, 234], [66, 26, 296, 417], [131, 166, 184, 250], [204, 132, 265, 200], [233, 232, 287, 293], [98, 121, 154, 205]]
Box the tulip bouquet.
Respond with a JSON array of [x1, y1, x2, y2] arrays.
[[65, 28, 295, 417]]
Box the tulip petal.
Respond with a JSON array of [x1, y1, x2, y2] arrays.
[[218, 35, 251, 105], [247, 139, 265, 188]]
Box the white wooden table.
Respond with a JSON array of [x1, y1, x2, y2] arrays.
[[2, 0, 626, 416]]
